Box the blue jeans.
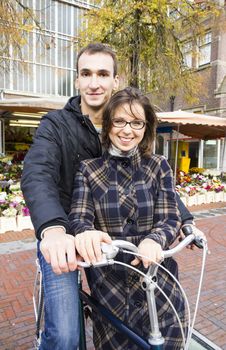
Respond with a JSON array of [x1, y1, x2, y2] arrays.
[[37, 243, 80, 350]]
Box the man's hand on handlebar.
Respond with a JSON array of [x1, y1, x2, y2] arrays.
[[75, 230, 112, 265], [40, 228, 78, 274], [179, 223, 207, 250], [131, 238, 162, 268]]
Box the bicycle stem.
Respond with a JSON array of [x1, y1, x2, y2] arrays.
[[143, 265, 165, 347]]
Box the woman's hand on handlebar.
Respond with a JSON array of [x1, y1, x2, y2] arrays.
[[131, 238, 162, 268], [75, 230, 112, 265]]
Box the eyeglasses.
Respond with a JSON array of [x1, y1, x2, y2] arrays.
[[112, 118, 146, 130]]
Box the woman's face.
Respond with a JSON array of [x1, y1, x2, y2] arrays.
[[109, 102, 146, 152]]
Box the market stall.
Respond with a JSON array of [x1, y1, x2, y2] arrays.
[[157, 111, 226, 206], [0, 104, 226, 233], [157, 110, 226, 173]]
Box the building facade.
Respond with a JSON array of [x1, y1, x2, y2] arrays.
[[1, 1, 225, 171], [1, 0, 97, 98], [0, 0, 97, 154], [156, 4, 226, 172]]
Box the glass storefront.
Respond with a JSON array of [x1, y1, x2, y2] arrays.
[[158, 136, 222, 171], [203, 140, 218, 169]]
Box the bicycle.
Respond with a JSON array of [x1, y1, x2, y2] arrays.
[[33, 227, 208, 350]]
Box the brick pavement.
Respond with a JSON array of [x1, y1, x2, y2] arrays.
[[0, 249, 37, 350], [0, 204, 226, 350], [177, 214, 226, 349]]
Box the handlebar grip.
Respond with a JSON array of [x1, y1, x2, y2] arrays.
[[112, 240, 138, 253], [181, 224, 204, 249], [77, 258, 115, 268], [77, 261, 91, 268]]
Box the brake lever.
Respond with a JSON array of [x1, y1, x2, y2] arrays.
[[101, 242, 119, 258]]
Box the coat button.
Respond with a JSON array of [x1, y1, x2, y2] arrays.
[[133, 275, 139, 282], [121, 160, 129, 168], [134, 300, 142, 308], [126, 218, 134, 224]]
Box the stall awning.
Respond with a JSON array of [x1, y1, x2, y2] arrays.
[[0, 97, 68, 114], [1, 99, 226, 139], [157, 110, 226, 140]]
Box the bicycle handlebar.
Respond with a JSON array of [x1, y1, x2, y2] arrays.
[[77, 231, 207, 268], [76, 229, 208, 349]]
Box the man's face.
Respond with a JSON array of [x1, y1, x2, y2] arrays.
[[76, 52, 119, 114]]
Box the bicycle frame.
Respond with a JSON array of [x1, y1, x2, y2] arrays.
[[79, 289, 159, 350]]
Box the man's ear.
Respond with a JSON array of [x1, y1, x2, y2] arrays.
[[75, 77, 79, 90]]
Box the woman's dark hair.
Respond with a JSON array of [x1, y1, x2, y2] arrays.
[[102, 87, 157, 157]]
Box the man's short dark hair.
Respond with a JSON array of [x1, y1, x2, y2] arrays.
[[76, 43, 118, 77]]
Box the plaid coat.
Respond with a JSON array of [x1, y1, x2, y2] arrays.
[[70, 151, 185, 350]]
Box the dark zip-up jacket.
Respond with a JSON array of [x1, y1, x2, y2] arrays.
[[176, 192, 194, 223], [21, 96, 102, 240]]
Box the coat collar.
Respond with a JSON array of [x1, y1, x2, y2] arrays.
[[103, 149, 142, 171]]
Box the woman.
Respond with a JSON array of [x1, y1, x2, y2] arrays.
[[69, 87, 186, 349]]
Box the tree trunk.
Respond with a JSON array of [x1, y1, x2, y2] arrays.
[[129, 9, 141, 88]]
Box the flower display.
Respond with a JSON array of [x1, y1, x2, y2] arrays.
[[0, 160, 23, 181], [189, 167, 205, 174], [0, 156, 225, 222], [2, 207, 18, 217], [0, 185, 29, 217], [176, 170, 225, 201]]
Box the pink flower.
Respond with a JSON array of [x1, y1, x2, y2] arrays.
[[22, 207, 30, 216]]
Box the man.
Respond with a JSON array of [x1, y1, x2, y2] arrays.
[[21, 43, 119, 350], [21, 42, 202, 350]]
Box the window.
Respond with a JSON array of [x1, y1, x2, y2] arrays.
[[198, 31, 212, 67], [0, 0, 84, 97], [203, 140, 217, 168], [155, 135, 164, 155], [182, 41, 193, 68]]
